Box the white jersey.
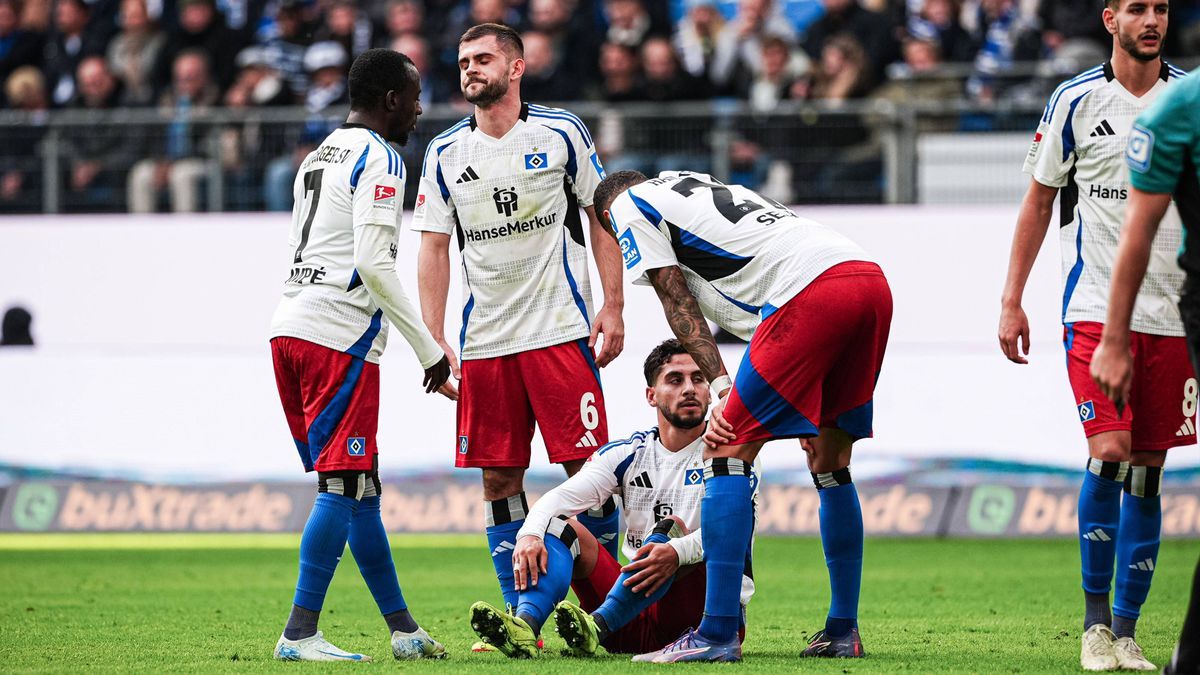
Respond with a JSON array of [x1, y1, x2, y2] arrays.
[[1024, 61, 1187, 336], [518, 427, 758, 607], [270, 125, 415, 363], [611, 171, 870, 340], [411, 103, 606, 360]]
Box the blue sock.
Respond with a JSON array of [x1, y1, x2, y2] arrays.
[[294, 492, 359, 611], [577, 497, 621, 560], [515, 521, 578, 635], [1079, 459, 1128, 599], [347, 495, 407, 616], [595, 528, 674, 633], [697, 459, 754, 644], [486, 493, 528, 610], [1114, 466, 1162, 632], [814, 469, 863, 638]]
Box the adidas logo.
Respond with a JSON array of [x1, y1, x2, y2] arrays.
[[575, 430, 599, 448], [597, 533, 616, 545], [491, 541, 514, 557], [1083, 528, 1111, 542], [1129, 558, 1155, 571], [456, 166, 480, 183], [1090, 120, 1117, 137], [630, 471, 654, 489], [1177, 418, 1196, 436]]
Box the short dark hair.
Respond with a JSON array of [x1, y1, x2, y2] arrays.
[[348, 48, 416, 110], [460, 23, 524, 58], [643, 339, 690, 385], [594, 170, 648, 231]]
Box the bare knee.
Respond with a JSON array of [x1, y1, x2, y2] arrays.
[[705, 441, 764, 464], [482, 467, 526, 501], [565, 519, 599, 579], [806, 428, 854, 474], [1131, 450, 1165, 468], [562, 459, 586, 477], [1088, 431, 1132, 464]]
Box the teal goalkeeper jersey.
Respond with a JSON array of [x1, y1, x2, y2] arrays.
[[1127, 68, 1200, 276]]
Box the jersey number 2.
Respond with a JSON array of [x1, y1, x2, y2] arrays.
[[293, 169, 325, 263], [670, 176, 783, 223]]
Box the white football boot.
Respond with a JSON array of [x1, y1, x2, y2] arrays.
[[1112, 636, 1156, 671], [1081, 624, 1118, 671], [273, 631, 372, 662], [391, 626, 448, 660]]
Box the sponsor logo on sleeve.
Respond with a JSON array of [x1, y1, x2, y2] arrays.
[[1027, 130, 1044, 162], [1127, 125, 1154, 173], [618, 228, 641, 269], [590, 152, 606, 179], [524, 152, 548, 170], [373, 185, 396, 207], [347, 437, 366, 456], [414, 193, 426, 218]]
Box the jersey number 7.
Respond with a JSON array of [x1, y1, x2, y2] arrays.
[[293, 169, 325, 264]]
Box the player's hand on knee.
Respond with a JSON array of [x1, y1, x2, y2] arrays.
[[513, 535, 548, 590], [704, 395, 736, 447], [621, 542, 679, 596], [1090, 339, 1133, 409], [423, 355, 454, 394], [998, 304, 1031, 364], [590, 305, 625, 367]]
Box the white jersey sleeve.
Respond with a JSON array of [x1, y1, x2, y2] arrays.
[[527, 104, 605, 207], [352, 141, 405, 227], [410, 120, 469, 236], [517, 448, 623, 541], [1023, 72, 1092, 188], [609, 189, 679, 285]]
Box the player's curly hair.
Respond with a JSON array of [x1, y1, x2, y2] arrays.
[[643, 339, 690, 385], [594, 170, 648, 234], [348, 48, 416, 111]]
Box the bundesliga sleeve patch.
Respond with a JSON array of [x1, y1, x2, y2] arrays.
[[373, 185, 396, 207], [1126, 125, 1154, 173]]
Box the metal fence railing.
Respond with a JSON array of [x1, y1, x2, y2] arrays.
[[0, 100, 1058, 214]]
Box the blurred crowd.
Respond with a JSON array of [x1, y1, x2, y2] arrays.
[[0, 0, 1198, 212]]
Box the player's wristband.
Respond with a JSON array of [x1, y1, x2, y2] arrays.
[[711, 375, 732, 399]]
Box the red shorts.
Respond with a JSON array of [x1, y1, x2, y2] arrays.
[[723, 261, 892, 444], [570, 546, 710, 654], [271, 337, 380, 473], [456, 339, 608, 468], [1064, 321, 1196, 451]]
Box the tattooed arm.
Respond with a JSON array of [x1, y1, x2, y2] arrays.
[[647, 265, 728, 382]]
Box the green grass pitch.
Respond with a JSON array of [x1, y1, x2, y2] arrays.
[[0, 534, 1195, 672]]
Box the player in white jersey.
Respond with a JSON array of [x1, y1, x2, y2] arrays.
[[412, 24, 627, 616], [268, 49, 451, 663], [593, 170, 892, 663], [998, 1, 1187, 670], [464, 340, 756, 659]]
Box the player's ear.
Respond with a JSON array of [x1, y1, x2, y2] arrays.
[[510, 55, 525, 80], [645, 386, 656, 408], [384, 89, 398, 112], [602, 209, 617, 237], [1102, 6, 1117, 35]]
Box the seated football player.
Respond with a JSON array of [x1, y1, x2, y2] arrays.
[[466, 339, 758, 658]]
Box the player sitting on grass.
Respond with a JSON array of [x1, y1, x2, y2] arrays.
[[466, 339, 756, 658]]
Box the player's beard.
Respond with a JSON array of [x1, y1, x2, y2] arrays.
[[660, 401, 705, 430], [463, 77, 508, 107], [1118, 27, 1163, 62]]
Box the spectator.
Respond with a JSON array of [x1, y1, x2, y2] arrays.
[[314, 0, 372, 60], [743, 34, 805, 111], [1037, 0, 1109, 56], [219, 47, 289, 210], [43, 0, 100, 107], [224, 45, 289, 108], [674, 0, 725, 81], [0, 306, 34, 346], [907, 0, 974, 62], [710, 0, 796, 94], [809, 32, 871, 101], [105, 0, 164, 105], [0, 0, 46, 100], [594, 40, 642, 101], [301, 41, 347, 112], [802, 0, 899, 85], [128, 49, 219, 213], [603, 0, 667, 48], [66, 55, 137, 210], [257, 0, 310, 100], [377, 0, 423, 43], [965, 0, 1039, 103], [520, 29, 580, 101], [1, 65, 46, 210], [640, 35, 709, 101], [152, 0, 242, 98], [527, 0, 599, 89], [389, 32, 443, 104], [874, 34, 963, 106]]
